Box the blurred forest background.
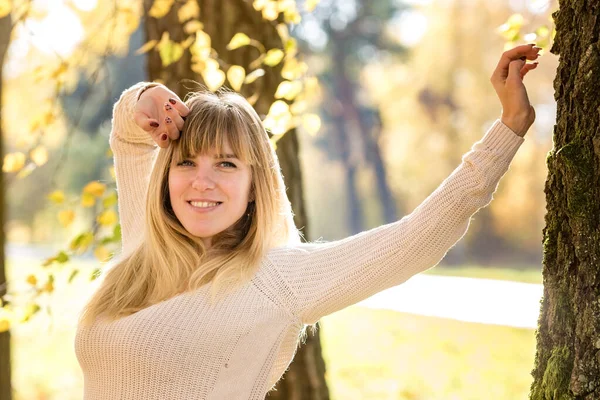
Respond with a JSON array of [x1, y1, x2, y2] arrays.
[[2, 0, 557, 398]]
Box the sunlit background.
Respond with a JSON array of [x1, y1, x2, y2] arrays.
[[3, 0, 557, 398]]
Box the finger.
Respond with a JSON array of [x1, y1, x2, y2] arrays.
[[133, 111, 160, 132], [164, 116, 180, 140], [508, 59, 526, 82], [164, 102, 186, 132], [157, 132, 170, 148], [520, 62, 539, 79], [168, 97, 190, 117], [492, 44, 540, 84]]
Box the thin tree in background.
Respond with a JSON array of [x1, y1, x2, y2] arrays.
[[530, 2, 600, 398], [0, 11, 13, 400]]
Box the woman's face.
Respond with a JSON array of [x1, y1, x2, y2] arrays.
[[168, 141, 252, 248]]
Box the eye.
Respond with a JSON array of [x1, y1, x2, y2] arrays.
[[177, 159, 194, 167], [218, 161, 237, 168]]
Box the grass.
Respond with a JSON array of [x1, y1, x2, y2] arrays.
[[5, 256, 540, 399], [319, 307, 536, 400], [424, 264, 542, 284]]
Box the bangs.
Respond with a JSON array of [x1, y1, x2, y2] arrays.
[[172, 99, 258, 165]]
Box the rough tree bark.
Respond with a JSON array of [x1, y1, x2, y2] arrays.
[[141, 1, 329, 399], [0, 12, 13, 400], [530, 1, 600, 399]]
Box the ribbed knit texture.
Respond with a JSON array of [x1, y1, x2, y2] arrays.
[[75, 83, 524, 399]]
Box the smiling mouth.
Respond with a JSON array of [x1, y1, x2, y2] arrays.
[[188, 201, 223, 209]]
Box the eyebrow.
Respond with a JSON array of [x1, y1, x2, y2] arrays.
[[215, 153, 238, 159]]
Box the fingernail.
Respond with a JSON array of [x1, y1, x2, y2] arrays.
[[165, 103, 172, 111], [161, 134, 168, 141], [169, 98, 177, 105], [165, 117, 172, 124], [528, 43, 536, 46], [150, 121, 159, 128]]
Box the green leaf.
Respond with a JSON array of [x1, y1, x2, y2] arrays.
[[68, 269, 79, 283], [91, 268, 102, 281]]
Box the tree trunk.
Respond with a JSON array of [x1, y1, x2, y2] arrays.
[[0, 12, 13, 400], [530, 2, 600, 399], [141, 1, 329, 398]]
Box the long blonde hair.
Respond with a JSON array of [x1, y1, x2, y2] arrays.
[[79, 90, 300, 327]]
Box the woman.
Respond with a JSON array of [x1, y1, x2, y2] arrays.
[[75, 44, 540, 399]]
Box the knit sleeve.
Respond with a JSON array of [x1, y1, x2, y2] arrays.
[[267, 120, 524, 325], [109, 82, 160, 256]]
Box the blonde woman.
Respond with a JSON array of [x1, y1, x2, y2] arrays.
[[75, 44, 540, 399]]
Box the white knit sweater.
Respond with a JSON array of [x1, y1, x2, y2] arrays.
[[75, 82, 524, 399]]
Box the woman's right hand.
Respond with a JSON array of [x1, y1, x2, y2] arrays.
[[133, 85, 190, 148]]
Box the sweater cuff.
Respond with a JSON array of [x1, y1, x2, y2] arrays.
[[477, 119, 525, 162]]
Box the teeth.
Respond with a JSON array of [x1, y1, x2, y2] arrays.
[[190, 201, 219, 208]]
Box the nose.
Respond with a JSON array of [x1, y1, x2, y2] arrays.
[[191, 166, 216, 191]]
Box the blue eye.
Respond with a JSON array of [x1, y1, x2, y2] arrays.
[[219, 161, 237, 168]]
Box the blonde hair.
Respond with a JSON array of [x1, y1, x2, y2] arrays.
[[79, 90, 300, 327]]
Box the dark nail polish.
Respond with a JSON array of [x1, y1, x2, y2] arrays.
[[150, 121, 159, 128], [165, 103, 172, 111], [161, 134, 168, 141], [169, 98, 177, 105], [165, 117, 172, 124]]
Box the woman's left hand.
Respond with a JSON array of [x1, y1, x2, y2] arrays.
[[490, 44, 541, 137]]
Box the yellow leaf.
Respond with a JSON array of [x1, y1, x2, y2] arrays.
[[109, 166, 116, 180], [227, 65, 246, 92], [0, 319, 9, 333], [283, 8, 301, 24], [16, 163, 35, 179], [262, 2, 279, 20], [58, 210, 75, 228], [190, 30, 212, 60], [282, 58, 308, 80], [184, 20, 203, 34], [135, 40, 158, 55], [302, 114, 321, 136], [226, 33, 251, 50], [70, 232, 94, 253], [252, 0, 268, 11], [97, 210, 118, 227], [0, 0, 10, 18], [148, 0, 174, 18], [264, 49, 284, 66], [94, 246, 112, 263], [81, 192, 96, 208], [202, 68, 226, 92], [83, 181, 106, 197], [26, 275, 37, 286], [44, 280, 54, 293], [30, 145, 48, 166], [105, 148, 113, 158], [274, 80, 302, 101], [178, 0, 199, 23], [2, 152, 25, 173], [305, 0, 319, 11], [268, 100, 290, 117], [159, 39, 184, 67], [47, 190, 65, 204], [276, 23, 289, 42], [102, 192, 118, 208], [244, 69, 265, 84]]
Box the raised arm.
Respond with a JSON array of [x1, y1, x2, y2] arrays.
[[268, 121, 524, 324], [109, 83, 159, 256]]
